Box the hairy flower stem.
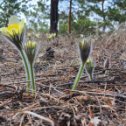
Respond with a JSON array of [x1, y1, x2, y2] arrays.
[[72, 63, 85, 90], [89, 74, 93, 80], [20, 49, 31, 93], [29, 63, 36, 95]]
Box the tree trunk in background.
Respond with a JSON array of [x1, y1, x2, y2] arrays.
[[101, 0, 106, 32], [68, 0, 72, 33], [50, 0, 59, 34]]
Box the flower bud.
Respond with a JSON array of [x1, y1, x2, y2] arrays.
[[85, 57, 94, 80], [79, 39, 91, 64], [46, 33, 56, 41], [25, 41, 37, 64], [25, 41, 36, 49]]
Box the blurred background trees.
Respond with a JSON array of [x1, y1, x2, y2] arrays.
[[0, 0, 21, 26], [0, 0, 126, 34]]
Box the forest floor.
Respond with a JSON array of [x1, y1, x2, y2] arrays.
[[0, 26, 126, 126]]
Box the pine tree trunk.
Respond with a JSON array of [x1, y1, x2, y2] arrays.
[[101, 0, 106, 32], [68, 0, 72, 33], [50, 0, 59, 34]]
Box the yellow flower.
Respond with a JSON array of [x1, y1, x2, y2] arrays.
[[0, 20, 25, 50], [0, 20, 25, 36]]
